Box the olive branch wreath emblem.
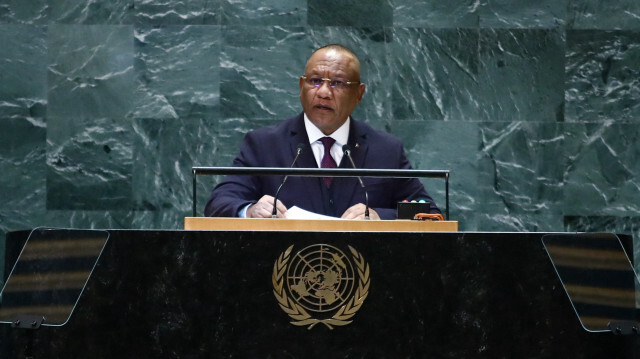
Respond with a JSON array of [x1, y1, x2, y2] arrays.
[[272, 245, 370, 329]]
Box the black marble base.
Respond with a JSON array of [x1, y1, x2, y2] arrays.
[[1, 230, 638, 358]]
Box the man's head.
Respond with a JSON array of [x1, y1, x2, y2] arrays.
[[299, 44, 366, 135]]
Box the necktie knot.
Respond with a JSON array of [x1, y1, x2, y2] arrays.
[[319, 136, 336, 153]]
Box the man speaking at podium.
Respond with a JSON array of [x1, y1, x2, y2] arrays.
[[205, 44, 440, 220]]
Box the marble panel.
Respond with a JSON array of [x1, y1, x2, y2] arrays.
[[567, 0, 640, 30], [306, 27, 393, 129], [478, 28, 565, 122], [308, 0, 393, 27], [0, 118, 47, 277], [133, 25, 221, 120], [476, 121, 568, 232], [220, 0, 306, 26], [134, 0, 220, 25], [393, 0, 480, 28], [390, 28, 480, 122], [565, 30, 640, 123], [46, 117, 133, 210], [50, 0, 133, 24], [0, 118, 47, 209], [43, 209, 136, 230], [562, 122, 640, 216], [390, 120, 480, 230], [480, 0, 566, 28], [131, 118, 216, 216], [220, 26, 309, 119], [47, 25, 134, 119], [0, 25, 47, 118], [0, 0, 48, 24], [132, 210, 188, 229]]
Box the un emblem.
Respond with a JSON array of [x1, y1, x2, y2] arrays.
[[272, 244, 370, 329]]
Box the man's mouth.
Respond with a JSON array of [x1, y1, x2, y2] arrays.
[[314, 104, 333, 111]]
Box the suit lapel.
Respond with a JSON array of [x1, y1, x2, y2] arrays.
[[287, 114, 324, 213]]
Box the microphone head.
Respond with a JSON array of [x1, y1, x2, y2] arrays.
[[342, 144, 352, 155], [296, 143, 305, 153]]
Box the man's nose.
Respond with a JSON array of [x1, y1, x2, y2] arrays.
[[316, 80, 333, 97]]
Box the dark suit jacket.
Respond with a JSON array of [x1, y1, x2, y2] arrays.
[[204, 113, 440, 219]]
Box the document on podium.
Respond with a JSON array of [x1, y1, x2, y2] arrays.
[[285, 206, 340, 220]]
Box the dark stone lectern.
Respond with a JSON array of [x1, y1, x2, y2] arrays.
[[1, 228, 638, 358]]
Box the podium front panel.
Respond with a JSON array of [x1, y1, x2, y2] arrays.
[[1, 230, 637, 358]]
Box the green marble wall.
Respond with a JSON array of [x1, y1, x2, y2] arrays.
[[1, 1, 640, 283]]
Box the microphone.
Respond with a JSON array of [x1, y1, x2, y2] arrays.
[[342, 144, 370, 220], [272, 143, 305, 218]]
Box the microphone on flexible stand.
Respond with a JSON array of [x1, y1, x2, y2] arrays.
[[342, 144, 370, 220], [272, 143, 305, 218]]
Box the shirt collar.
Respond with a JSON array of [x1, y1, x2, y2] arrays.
[[303, 113, 350, 147]]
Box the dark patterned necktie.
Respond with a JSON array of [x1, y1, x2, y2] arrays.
[[319, 137, 337, 187]]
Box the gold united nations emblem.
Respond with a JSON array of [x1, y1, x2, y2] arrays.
[[272, 244, 370, 329]]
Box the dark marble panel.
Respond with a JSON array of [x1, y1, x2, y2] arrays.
[[308, 0, 393, 27], [0, 118, 47, 211], [565, 30, 640, 123], [133, 25, 221, 120], [43, 210, 135, 229], [46, 117, 133, 210], [0, 118, 47, 281], [50, 0, 133, 24], [480, 0, 566, 28], [131, 118, 216, 217], [393, 0, 480, 28], [476, 121, 568, 231], [390, 28, 480, 122], [47, 25, 134, 119], [562, 122, 640, 216], [478, 28, 565, 122], [306, 27, 393, 129], [390, 121, 480, 230], [0, 0, 48, 24], [221, 0, 306, 26], [220, 26, 309, 119], [0, 25, 47, 118], [567, 0, 640, 30], [134, 0, 220, 25]]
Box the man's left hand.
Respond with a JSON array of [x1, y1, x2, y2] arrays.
[[341, 203, 380, 220]]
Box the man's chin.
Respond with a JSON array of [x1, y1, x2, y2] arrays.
[[309, 115, 344, 134]]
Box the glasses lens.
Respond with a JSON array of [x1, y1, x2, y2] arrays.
[[304, 77, 353, 90]]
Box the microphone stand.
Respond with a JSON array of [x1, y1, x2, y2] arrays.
[[272, 144, 304, 218], [343, 145, 370, 220]]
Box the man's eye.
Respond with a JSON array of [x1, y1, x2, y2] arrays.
[[310, 78, 324, 85], [331, 80, 344, 87]]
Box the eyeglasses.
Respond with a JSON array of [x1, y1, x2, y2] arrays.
[[301, 76, 360, 90]]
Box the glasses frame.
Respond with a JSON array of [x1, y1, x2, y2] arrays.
[[301, 76, 360, 90]]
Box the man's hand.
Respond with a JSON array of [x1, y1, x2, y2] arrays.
[[247, 195, 287, 218], [341, 203, 380, 220]]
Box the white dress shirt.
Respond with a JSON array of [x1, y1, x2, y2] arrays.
[[303, 113, 350, 167]]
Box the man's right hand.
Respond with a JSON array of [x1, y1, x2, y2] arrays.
[[247, 195, 287, 218]]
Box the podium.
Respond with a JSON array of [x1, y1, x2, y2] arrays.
[[1, 224, 638, 358], [184, 217, 459, 231]]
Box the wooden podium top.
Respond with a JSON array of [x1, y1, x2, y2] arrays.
[[184, 217, 458, 232]]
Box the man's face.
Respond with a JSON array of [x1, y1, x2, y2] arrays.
[[299, 48, 366, 135]]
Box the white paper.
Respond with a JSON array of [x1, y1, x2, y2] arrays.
[[285, 206, 340, 220]]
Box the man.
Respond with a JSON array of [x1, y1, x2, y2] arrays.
[[205, 44, 440, 220]]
